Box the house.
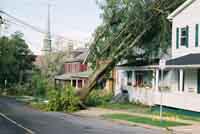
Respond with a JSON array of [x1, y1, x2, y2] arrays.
[[114, 0, 200, 112], [55, 47, 114, 93], [55, 48, 91, 89]]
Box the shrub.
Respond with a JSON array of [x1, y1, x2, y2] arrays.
[[47, 86, 80, 112], [47, 89, 61, 111], [31, 73, 50, 98], [85, 90, 113, 107]]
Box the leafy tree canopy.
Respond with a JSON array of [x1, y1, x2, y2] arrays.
[[0, 31, 36, 87], [89, 0, 186, 68]]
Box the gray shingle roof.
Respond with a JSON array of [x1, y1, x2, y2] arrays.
[[167, 54, 200, 65], [65, 48, 89, 63]]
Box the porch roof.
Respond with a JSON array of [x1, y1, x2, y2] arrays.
[[115, 54, 200, 70], [166, 54, 200, 66], [55, 71, 92, 81]]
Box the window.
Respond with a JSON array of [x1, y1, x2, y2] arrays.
[[69, 64, 72, 72], [180, 27, 187, 46], [135, 72, 144, 87], [180, 26, 189, 47], [126, 71, 133, 86], [176, 28, 179, 49], [196, 24, 199, 47]]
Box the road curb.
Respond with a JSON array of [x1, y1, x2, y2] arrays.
[[104, 118, 169, 131], [0, 112, 35, 134], [73, 112, 172, 133]]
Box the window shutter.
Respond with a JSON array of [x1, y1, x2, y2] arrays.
[[196, 24, 199, 47], [176, 28, 179, 49], [186, 25, 189, 48]]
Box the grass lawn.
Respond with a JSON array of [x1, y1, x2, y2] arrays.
[[100, 103, 200, 122], [151, 111, 200, 122], [104, 114, 189, 127], [101, 103, 151, 113]]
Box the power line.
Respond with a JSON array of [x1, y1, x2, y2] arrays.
[[0, 10, 46, 34], [0, 10, 77, 39], [0, 10, 86, 47]]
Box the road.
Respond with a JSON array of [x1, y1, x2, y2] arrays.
[[0, 96, 167, 134], [0, 116, 27, 134]]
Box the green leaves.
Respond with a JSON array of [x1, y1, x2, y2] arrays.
[[47, 86, 80, 112], [0, 32, 35, 87], [89, 0, 186, 67]]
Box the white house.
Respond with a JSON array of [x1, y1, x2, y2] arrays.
[[114, 0, 200, 112]]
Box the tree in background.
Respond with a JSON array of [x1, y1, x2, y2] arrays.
[[0, 31, 35, 87], [39, 49, 71, 81]]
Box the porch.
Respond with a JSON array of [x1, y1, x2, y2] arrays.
[[54, 71, 91, 89], [115, 65, 200, 112]]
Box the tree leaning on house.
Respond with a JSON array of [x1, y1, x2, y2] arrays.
[[77, 0, 186, 102]]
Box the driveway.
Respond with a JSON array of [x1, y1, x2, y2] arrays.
[[0, 96, 166, 134]]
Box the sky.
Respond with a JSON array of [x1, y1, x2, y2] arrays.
[[1, 0, 101, 54]]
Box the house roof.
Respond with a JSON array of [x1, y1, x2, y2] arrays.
[[167, 0, 196, 20], [55, 70, 92, 80], [55, 73, 72, 80], [166, 53, 200, 65], [65, 48, 89, 63], [71, 71, 92, 78]]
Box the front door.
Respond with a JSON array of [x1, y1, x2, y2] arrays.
[[197, 70, 200, 94]]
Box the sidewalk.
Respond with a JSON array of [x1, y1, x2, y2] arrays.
[[74, 107, 200, 134], [170, 125, 200, 134]]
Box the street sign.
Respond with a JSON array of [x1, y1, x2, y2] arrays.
[[159, 59, 166, 70]]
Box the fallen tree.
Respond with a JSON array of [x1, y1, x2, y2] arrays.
[[77, 0, 186, 102]]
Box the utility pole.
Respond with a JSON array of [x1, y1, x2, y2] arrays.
[[43, 3, 52, 54], [47, 3, 52, 52]]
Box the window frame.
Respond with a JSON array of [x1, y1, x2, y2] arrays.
[[180, 27, 187, 47]]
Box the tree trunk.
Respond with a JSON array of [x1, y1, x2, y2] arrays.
[[19, 70, 24, 85]]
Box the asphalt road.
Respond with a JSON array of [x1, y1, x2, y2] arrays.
[[0, 116, 27, 134], [0, 97, 167, 134]]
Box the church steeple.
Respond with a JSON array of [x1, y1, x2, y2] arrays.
[[43, 4, 52, 54]]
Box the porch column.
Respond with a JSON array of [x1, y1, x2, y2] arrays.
[[70, 80, 73, 87], [155, 69, 159, 91], [152, 70, 156, 90], [76, 79, 78, 89], [82, 80, 84, 87], [132, 71, 136, 86], [179, 69, 184, 92]]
